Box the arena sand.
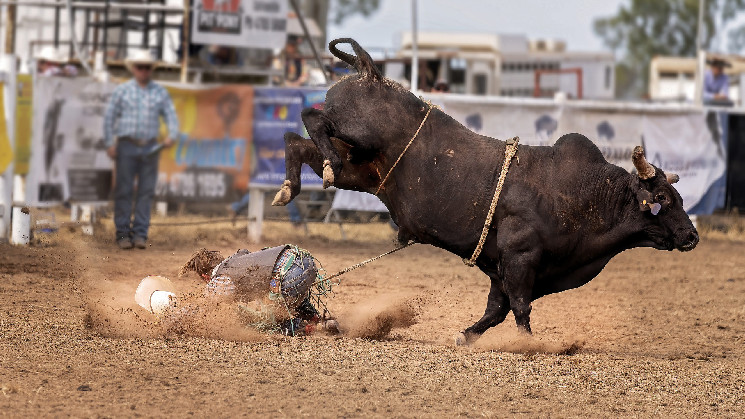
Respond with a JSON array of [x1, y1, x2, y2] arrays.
[[1, 220, 744, 417]]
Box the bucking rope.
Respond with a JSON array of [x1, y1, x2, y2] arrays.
[[464, 137, 520, 267], [313, 241, 414, 286], [306, 241, 414, 332], [375, 101, 435, 195]]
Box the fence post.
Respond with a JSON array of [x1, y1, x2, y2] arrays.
[[247, 187, 264, 243], [0, 54, 18, 242]]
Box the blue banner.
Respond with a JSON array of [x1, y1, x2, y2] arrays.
[[251, 87, 326, 187]]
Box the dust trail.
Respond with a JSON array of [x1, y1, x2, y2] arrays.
[[340, 294, 421, 340], [69, 238, 265, 342], [473, 329, 584, 355]]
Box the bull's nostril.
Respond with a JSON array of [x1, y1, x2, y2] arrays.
[[688, 232, 698, 243]]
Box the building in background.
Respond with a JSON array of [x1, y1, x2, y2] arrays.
[[649, 55, 745, 105], [387, 32, 615, 99]]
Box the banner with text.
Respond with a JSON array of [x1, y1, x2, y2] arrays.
[[26, 77, 115, 205], [435, 97, 726, 214], [157, 84, 254, 202], [26, 78, 254, 205], [191, 0, 288, 49], [250, 87, 325, 187], [0, 83, 12, 173], [14, 74, 33, 175]]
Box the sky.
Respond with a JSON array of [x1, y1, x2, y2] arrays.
[[327, 0, 627, 54]]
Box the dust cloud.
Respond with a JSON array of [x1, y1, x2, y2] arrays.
[[340, 295, 421, 340], [72, 238, 265, 342], [473, 330, 584, 355]]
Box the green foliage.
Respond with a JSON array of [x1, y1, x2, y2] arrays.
[[594, 0, 745, 98], [330, 0, 381, 24]]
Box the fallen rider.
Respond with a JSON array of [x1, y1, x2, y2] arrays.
[[136, 245, 339, 336]]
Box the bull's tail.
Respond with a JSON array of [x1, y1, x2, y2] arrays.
[[329, 38, 383, 81]]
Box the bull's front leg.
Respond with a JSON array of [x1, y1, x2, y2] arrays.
[[272, 132, 320, 206], [301, 108, 343, 189]]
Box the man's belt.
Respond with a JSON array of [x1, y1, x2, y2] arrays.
[[119, 136, 156, 146]]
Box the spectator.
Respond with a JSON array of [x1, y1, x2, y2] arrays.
[[703, 58, 732, 105], [35, 46, 77, 77], [432, 79, 450, 93], [283, 35, 309, 87], [415, 60, 435, 92], [202, 45, 243, 66], [103, 49, 180, 250]]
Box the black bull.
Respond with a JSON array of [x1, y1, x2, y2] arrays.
[[272, 39, 699, 345]]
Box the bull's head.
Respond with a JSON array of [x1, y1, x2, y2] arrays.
[[632, 146, 698, 251]]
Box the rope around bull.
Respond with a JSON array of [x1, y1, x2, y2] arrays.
[[464, 137, 520, 267], [314, 102, 518, 284], [375, 101, 436, 196]]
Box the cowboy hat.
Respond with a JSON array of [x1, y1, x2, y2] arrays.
[[35, 46, 66, 64], [706, 57, 732, 68], [125, 49, 157, 71]]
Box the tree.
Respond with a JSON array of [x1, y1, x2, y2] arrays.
[[594, 0, 745, 98], [329, 0, 381, 25]]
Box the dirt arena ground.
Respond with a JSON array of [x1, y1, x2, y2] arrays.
[[1, 217, 744, 417]]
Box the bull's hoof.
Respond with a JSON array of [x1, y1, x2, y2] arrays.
[[271, 180, 292, 206], [322, 160, 335, 189], [454, 332, 469, 347]]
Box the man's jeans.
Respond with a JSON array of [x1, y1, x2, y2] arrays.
[[114, 140, 158, 240]]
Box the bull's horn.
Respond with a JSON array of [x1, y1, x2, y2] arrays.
[[632, 146, 655, 179], [666, 173, 680, 184]]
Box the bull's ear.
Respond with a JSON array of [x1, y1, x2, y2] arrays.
[[636, 189, 655, 212]]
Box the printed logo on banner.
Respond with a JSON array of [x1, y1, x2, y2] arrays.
[[192, 0, 288, 49], [465, 114, 482, 133], [251, 88, 325, 187], [197, 0, 242, 34], [596, 121, 615, 141], [534, 114, 558, 141]]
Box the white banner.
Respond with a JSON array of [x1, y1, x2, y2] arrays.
[[432, 96, 726, 213], [330, 190, 388, 213], [26, 77, 116, 205], [191, 0, 288, 49]]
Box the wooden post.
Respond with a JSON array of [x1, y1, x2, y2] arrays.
[[4, 3, 17, 54], [180, 0, 190, 83], [247, 188, 264, 243]]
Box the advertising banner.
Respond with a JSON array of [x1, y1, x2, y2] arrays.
[[250, 87, 325, 187], [0, 83, 11, 173], [14, 74, 32, 175], [22, 77, 727, 214], [191, 0, 288, 49], [27, 78, 254, 205], [26, 77, 115, 205], [437, 96, 726, 214], [157, 84, 254, 202]]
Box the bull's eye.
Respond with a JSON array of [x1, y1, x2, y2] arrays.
[[655, 193, 667, 203]]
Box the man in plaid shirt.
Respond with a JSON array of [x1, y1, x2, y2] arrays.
[[104, 49, 179, 249]]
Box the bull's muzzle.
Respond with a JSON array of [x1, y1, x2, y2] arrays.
[[677, 229, 699, 251]]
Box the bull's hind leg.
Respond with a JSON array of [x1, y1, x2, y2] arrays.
[[273, 132, 318, 206], [456, 276, 510, 346], [301, 108, 343, 188]]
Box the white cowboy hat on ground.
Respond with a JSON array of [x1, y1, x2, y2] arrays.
[[125, 49, 157, 71], [35, 46, 66, 64]]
